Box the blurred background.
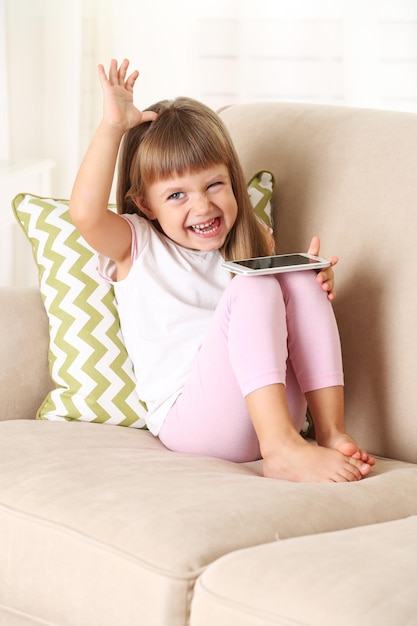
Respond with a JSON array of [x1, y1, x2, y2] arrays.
[[1, 0, 417, 284]]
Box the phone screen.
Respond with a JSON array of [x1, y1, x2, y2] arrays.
[[235, 254, 320, 270]]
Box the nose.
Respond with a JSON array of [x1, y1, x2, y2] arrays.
[[193, 193, 212, 216]]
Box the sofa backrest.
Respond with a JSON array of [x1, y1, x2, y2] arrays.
[[2, 103, 416, 464], [0, 287, 54, 422], [220, 102, 417, 463]]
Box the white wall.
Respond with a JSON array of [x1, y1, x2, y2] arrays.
[[2, 0, 417, 287], [0, 0, 9, 159], [3, 0, 417, 199]]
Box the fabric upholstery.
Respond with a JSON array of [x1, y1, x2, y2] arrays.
[[190, 516, 417, 626], [0, 420, 417, 625], [220, 102, 417, 464], [0, 287, 53, 422], [1, 102, 417, 625]]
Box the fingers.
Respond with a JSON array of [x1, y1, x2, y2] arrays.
[[97, 58, 158, 130], [118, 59, 139, 91], [103, 58, 139, 90], [307, 235, 320, 257], [109, 58, 129, 85], [142, 110, 160, 123], [308, 236, 339, 301], [316, 265, 336, 300], [97, 63, 108, 88], [126, 69, 139, 92], [307, 236, 339, 269], [117, 58, 129, 84], [107, 58, 118, 84], [317, 280, 335, 301]]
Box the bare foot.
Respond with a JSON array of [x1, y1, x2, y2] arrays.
[[262, 436, 368, 483], [319, 433, 376, 476]]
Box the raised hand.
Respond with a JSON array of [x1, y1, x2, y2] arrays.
[[98, 58, 158, 130]]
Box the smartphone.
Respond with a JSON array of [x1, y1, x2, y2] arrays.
[[221, 253, 331, 275]]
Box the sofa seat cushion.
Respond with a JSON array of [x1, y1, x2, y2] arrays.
[[0, 420, 417, 626], [190, 515, 417, 626]]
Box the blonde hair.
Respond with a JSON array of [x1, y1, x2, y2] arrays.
[[117, 97, 271, 260]]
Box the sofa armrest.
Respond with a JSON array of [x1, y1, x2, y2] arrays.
[[0, 287, 53, 421]]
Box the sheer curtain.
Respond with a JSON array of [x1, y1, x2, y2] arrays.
[[4, 0, 114, 196], [3, 0, 417, 198], [0, 0, 8, 159]]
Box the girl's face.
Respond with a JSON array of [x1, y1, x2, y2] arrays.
[[136, 164, 238, 251]]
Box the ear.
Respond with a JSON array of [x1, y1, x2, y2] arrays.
[[133, 196, 156, 220]]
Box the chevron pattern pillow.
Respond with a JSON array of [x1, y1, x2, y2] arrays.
[[247, 170, 274, 237], [12, 173, 274, 428], [13, 194, 147, 427]]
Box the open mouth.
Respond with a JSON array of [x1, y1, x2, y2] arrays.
[[189, 217, 221, 235]]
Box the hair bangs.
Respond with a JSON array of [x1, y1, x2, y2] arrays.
[[136, 101, 230, 187]]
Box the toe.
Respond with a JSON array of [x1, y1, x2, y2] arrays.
[[335, 440, 358, 457]]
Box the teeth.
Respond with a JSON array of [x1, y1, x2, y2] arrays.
[[191, 218, 216, 232]]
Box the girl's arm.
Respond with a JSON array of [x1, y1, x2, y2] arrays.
[[69, 59, 158, 266]]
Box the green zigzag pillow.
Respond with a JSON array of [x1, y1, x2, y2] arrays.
[[247, 170, 274, 236], [12, 194, 147, 427], [12, 172, 274, 428]]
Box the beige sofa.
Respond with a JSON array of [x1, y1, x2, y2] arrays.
[[1, 102, 417, 626]]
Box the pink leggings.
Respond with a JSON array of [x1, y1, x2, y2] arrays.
[[158, 272, 343, 462]]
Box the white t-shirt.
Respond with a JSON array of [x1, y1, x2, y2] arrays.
[[99, 214, 231, 435]]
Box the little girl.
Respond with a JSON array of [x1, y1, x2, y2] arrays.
[[70, 59, 375, 482]]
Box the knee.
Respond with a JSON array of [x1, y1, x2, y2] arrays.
[[230, 274, 282, 299], [278, 270, 323, 301], [227, 275, 287, 315]]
